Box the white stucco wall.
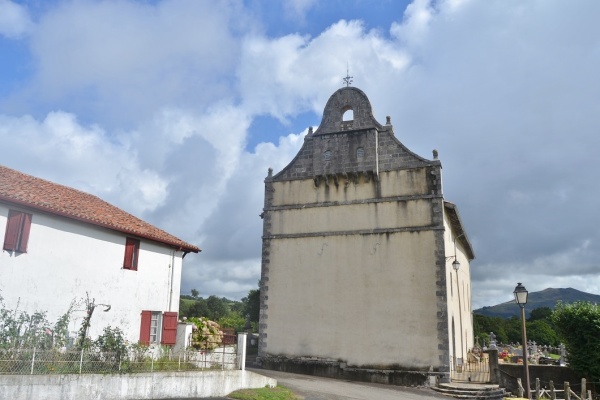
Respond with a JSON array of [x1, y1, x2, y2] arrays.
[[263, 168, 445, 368], [271, 200, 433, 235], [0, 203, 185, 343], [271, 169, 430, 206], [265, 231, 440, 367], [443, 213, 474, 366]]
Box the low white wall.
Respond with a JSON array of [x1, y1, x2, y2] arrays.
[[0, 370, 276, 400]]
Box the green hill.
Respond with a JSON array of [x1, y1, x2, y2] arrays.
[[474, 287, 600, 318]]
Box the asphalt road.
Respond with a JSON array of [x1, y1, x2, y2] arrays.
[[246, 368, 447, 400], [159, 368, 447, 400]]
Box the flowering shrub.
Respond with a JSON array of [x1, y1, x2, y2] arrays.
[[188, 317, 223, 350]]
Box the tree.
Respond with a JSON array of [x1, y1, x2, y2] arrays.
[[527, 320, 559, 346], [528, 307, 552, 322], [191, 289, 199, 298], [474, 314, 509, 344], [206, 295, 228, 321], [242, 289, 260, 324], [218, 312, 246, 332], [552, 301, 600, 380]]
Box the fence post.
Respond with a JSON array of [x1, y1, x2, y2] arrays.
[[485, 349, 499, 384], [517, 378, 524, 398], [549, 380, 555, 400], [79, 348, 84, 374], [237, 332, 247, 371], [564, 381, 571, 400], [536, 378, 540, 400], [30, 348, 36, 375], [581, 378, 586, 400]]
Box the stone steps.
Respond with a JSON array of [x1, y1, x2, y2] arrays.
[[431, 382, 510, 400]]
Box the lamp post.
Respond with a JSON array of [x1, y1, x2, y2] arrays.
[[514, 283, 531, 399]]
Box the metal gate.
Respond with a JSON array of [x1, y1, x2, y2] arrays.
[[450, 351, 490, 383]]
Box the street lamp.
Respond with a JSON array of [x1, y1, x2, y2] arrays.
[[450, 257, 464, 368], [514, 283, 531, 399]]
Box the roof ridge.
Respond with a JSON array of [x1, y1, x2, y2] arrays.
[[0, 164, 200, 253]]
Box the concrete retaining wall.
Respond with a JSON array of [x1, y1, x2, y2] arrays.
[[0, 370, 276, 400], [261, 357, 441, 387]]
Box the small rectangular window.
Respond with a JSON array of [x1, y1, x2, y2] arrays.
[[140, 310, 177, 345], [149, 312, 162, 343], [3, 210, 32, 253], [123, 237, 140, 270]]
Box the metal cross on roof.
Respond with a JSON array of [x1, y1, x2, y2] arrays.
[[343, 65, 353, 87]]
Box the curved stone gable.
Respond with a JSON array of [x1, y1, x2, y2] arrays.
[[314, 87, 382, 134], [272, 87, 438, 182]]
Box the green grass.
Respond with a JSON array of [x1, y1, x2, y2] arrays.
[[228, 385, 299, 400]]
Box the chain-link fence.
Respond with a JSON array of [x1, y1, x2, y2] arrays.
[[0, 344, 239, 375]]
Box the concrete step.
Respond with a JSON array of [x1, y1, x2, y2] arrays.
[[431, 383, 510, 400]]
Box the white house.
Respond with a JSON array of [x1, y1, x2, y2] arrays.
[[0, 164, 200, 345]]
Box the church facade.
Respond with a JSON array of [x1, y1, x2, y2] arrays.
[[258, 86, 474, 385]]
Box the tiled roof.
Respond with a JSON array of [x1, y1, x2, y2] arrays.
[[444, 201, 474, 260], [0, 164, 200, 253]]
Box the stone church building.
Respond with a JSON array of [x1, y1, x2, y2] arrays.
[[259, 86, 474, 385]]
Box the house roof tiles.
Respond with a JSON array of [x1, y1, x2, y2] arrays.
[[0, 164, 200, 253]]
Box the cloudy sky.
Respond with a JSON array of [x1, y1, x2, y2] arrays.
[[2, 0, 600, 309]]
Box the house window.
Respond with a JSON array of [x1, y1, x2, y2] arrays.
[[324, 150, 331, 161], [139, 310, 178, 345], [150, 312, 161, 343], [3, 210, 32, 253], [356, 147, 364, 159], [123, 237, 140, 270]]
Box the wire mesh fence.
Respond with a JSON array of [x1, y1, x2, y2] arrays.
[[0, 342, 239, 375]]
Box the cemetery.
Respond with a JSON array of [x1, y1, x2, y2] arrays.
[[457, 333, 592, 400]]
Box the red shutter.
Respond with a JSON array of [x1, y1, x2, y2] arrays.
[[124, 238, 135, 269], [139, 310, 151, 345], [161, 312, 178, 345], [17, 213, 32, 253], [3, 210, 23, 251]]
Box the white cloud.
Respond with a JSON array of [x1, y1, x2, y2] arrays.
[[238, 20, 409, 121], [0, 0, 32, 38], [391, 0, 434, 47], [283, 0, 317, 23], [18, 0, 247, 127], [0, 111, 167, 215], [2, 0, 600, 306]]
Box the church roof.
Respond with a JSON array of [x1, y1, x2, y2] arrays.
[[0, 164, 200, 253], [273, 86, 438, 181], [444, 201, 475, 260]]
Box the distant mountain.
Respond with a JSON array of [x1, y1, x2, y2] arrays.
[[474, 288, 600, 319]]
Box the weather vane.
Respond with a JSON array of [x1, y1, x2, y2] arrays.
[[343, 63, 353, 87]]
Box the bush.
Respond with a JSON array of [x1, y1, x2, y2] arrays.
[[94, 326, 128, 357], [552, 301, 600, 380], [0, 296, 73, 350], [188, 317, 223, 350]]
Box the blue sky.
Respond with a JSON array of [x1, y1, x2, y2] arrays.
[[2, 0, 600, 310]]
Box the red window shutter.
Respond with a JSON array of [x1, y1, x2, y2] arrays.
[[139, 310, 151, 345], [3, 210, 23, 251], [17, 213, 32, 253], [161, 312, 178, 345], [123, 238, 139, 270]]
